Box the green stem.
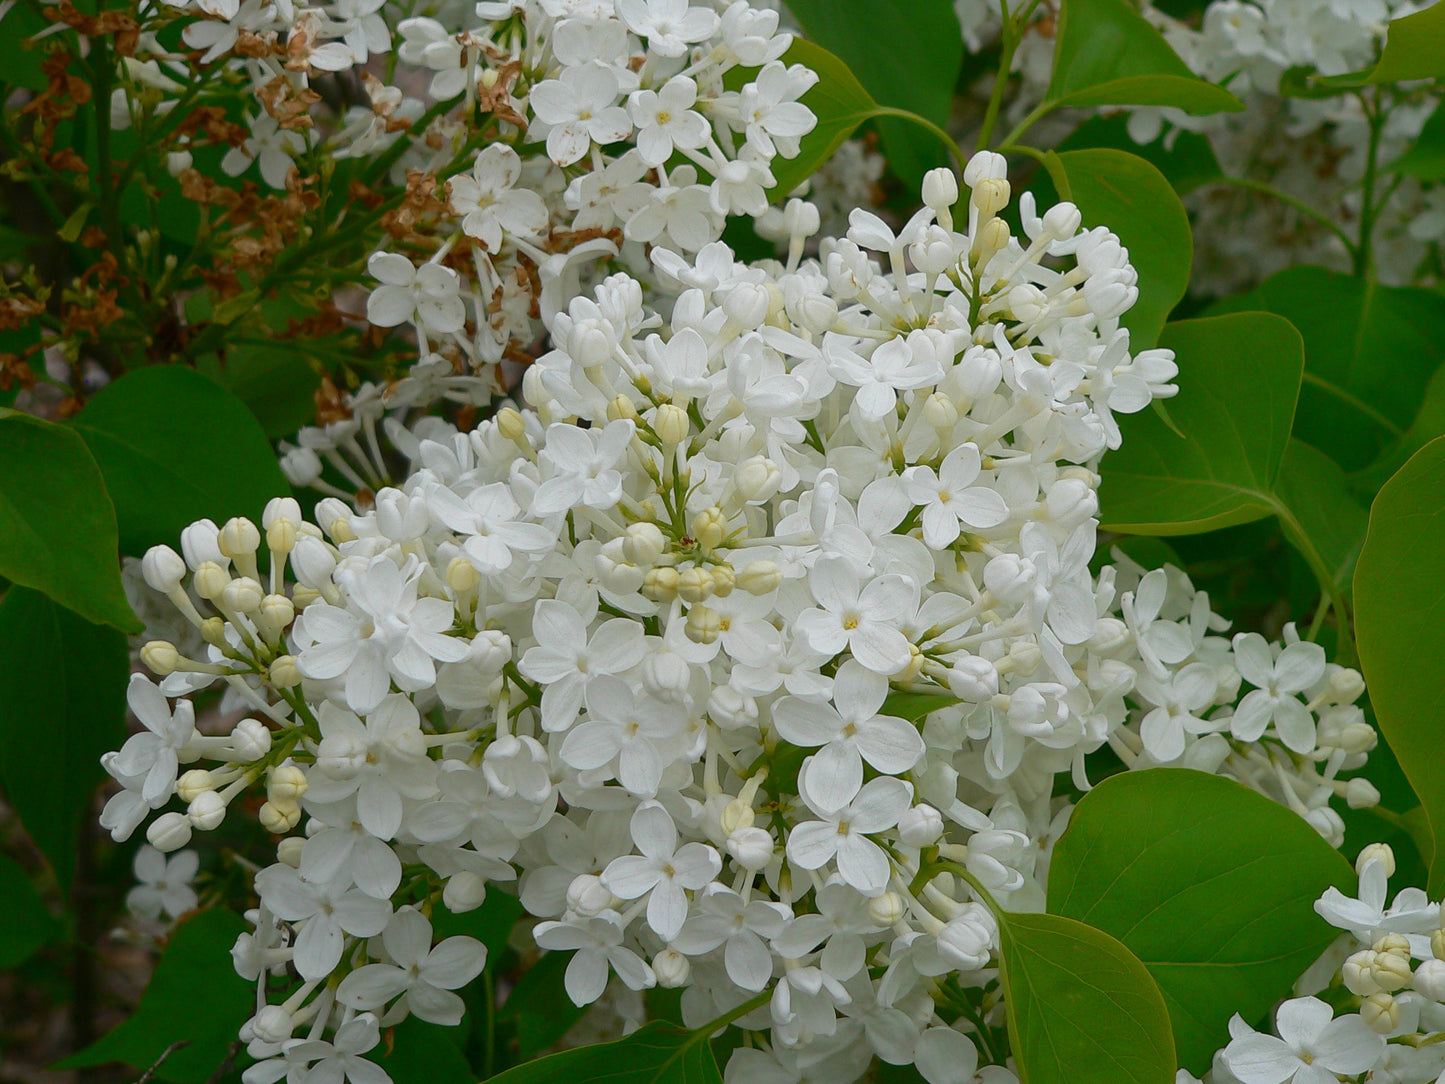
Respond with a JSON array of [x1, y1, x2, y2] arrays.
[[870, 107, 969, 173], [1267, 495, 1356, 666], [996, 99, 1054, 155], [976, 0, 1017, 152], [938, 859, 1006, 919], [1207, 175, 1357, 256]]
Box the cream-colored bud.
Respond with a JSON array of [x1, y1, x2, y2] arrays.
[[1358, 843, 1397, 878], [738, 560, 782, 596], [685, 604, 722, 645], [710, 564, 735, 598], [867, 892, 907, 927], [1343, 950, 1382, 995], [1372, 951, 1414, 993], [607, 395, 641, 424], [923, 393, 959, 429], [266, 519, 297, 557], [188, 790, 226, 831], [653, 948, 691, 988], [268, 763, 308, 802], [291, 586, 321, 610], [720, 798, 755, 834], [691, 507, 727, 553], [269, 655, 302, 688], [1361, 991, 1400, 1034], [177, 769, 215, 804], [141, 640, 179, 676], [277, 836, 305, 868], [218, 517, 261, 558], [496, 407, 527, 443], [652, 403, 689, 448], [1374, 933, 1411, 957], [970, 177, 1010, 216], [259, 799, 301, 834], [193, 561, 230, 600], [642, 566, 680, 601], [677, 566, 715, 604], [1338, 721, 1378, 754], [624, 522, 667, 566], [898, 643, 926, 682], [1433, 927, 1445, 961], [200, 616, 227, 646], [447, 557, 481, 594], [259, 593, 295, 632], [222, 577, 265, 614], [328, 517, 356, 544], [972, 216, 1011, 260], [147, 811, 192, 852], [734, 456, 783, 503]]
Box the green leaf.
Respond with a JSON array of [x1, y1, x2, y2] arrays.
[[498, 952, 590, 1061], [1047, 0, 1242, 113], [1369, 3, 1445, 83], [1051, 149, 1192, 348], [1273, 439, 1369, 591], [197, 344, 321, 439], [765, 38, 881, 200], [57, 909, 251, 1081], [0, 588, 129, 893], [1352, 361, 1445, 494], [0, 854, 60, 968], [1355, 436, 1445, 896], [999, 911, 1175, 1084], [0, 413, 140, 631], [483, 1020, 725, 1084], [1048, 768, 1355, 1074], [1100, 313, 1303, 534], [1209, 267, 1445, 471], [1387, 99, 1445, 180], [382, 1017, 475, 1084], [784, 0, 962, 185], [431, 889, 524, 963], [1058, 114, 1223, 196], [70, 366, 291, 556], [882, 690, 958, 722], [0, 3, 52, 92]]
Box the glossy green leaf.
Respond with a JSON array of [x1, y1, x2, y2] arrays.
[[432, 889, 524, 962], [70, 366, 291, 556], [57, 909, 252, 1080], [1355, 436, 1445, 896], [0, 413, 139, 632], [1388, 99, 1445, 180], [197, 345, 321, 439], [882, 690, 958, 722], [1209, 267, 1445, 471], [1101, 313, 1303, 534], [382, 1017, 476, 1084], [1353, 361, 1445, 494], [785, 0, 962, 185], [765, 38, 881, 200], [1370, 3, 1445, 83], [1053, 149, 1192, 348], [1048, 769, 1355, 1074], [1273, 439, 1369, 591], [0, 587, 129, 892], [1059, 114, 1223, 196], [483, 1020, 724, 1084], [1047, 0, 1242, 113], [0, 854, 60, 968], [999, 911, 1175, 1084]]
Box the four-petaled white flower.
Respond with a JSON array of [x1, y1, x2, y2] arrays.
[[786, 776, 913, 897], [1230, 633, 1327, 752], [447, 144, 548, 252], [903, 443, 1010, 549], [366, 252, 467, 334], [126, 846, 199, 922], [600, 802, 722, 940], [1221, 996, 1383, 1084], [529, 62, 633, 166], [795, 557, 917, 675], [336, 907, 486, 1025]]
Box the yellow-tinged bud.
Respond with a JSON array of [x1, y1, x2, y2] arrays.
[[141, 640, 179, 676], [970, 177, 1010, 216], [692, 507, 727, 553], [266, 519, 298, 556], [607, 395, 641, 424], [218, 517, 261, 558], [259, 799, 301, 834], [200, 616, 227, 646], [738, 560, 782, 596], [193, 560, 230, 600], [497, 407, 527, 443], [447, 557, 481, 594], [710, 564, 735, 598], [685, 604, 722, 645], [268, 764, 308, 803], [642, 567, 680, 601], [677, 566, 715, 603], [269, 655, 302, 688], [652, 403, 689, 447], [177, 769, 214, 803], [720, 798, 755, 834], [1361, 991, 1400, 1034]]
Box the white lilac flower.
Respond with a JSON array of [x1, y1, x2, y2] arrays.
[[335, 907, 486, 1025], [126, 846, 200, 922], [1221, 997, 1383, 1084]]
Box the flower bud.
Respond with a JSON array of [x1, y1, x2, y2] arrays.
[[723, 283, 770, 329], [642, 566, 680, 601], [1374, 933, 1410, 958], [268, 764, 308, 803], [1304, 807, 1344, 848], [1372, 951, 1413, 993], [607, 394, 641, 424], [315, 499, 355, 543], [277, 835, 305, 868], [251, 1005, 296, 1045], [231, 718, 272, 761], [691, 507, 727, 553], [1416, 958, 1445, 1001], [898, 803, 945, 847], [1327, 667, 1366, 703], [471, 630, 513, 672], [735, 457, 783, 503], [677, 565, 715, 603], [726, 826, 775, 871], [147, 812, 193, 852], [948, 655, 998, 702], [623, 522, 667, 566], [707, 684, 756, 728], [737, 560, 782, 596], [180, 519, 225, 570], [596, 542, 645, 595], [269, 655, 302, 688], [972, 217, 1011, 262], [200, 616, 227, 646], [1041, 202, 1082, 240], [1361, 991, 1400, 1034], [1433, 927, 1445, 962], [1343, 950, 1380, 995], [290, 536, 338, 590], [782, 198, 820, 240], [720, 798, 755, 834], [176, 769, 214, 804], [868, 891, 907, 927], [653, 948, 691, 988], [259, 799, 301, 834], [921, 168, 958, 213], [447, 556, 481, 594], [970, 177, 1010, 217], [141, 545, 187, 592], [280, 446, 323, 486], [218, 517, 261, 559], [710, 564, 735, 598], [443, 871, 488, 913], [262, 496, 301, 531], [1357, 843, 1396, 878], [193, 561, 230, 600], [963, 151, 1006, 187], [141, 640, 179, 677], [1345, 778, 1380, 809], [567, 874, 615, 917], [923, 393, 959, 430], [642, 651, 691, 701], [189, 790, 226, 831], [221, 577, 265, 614], [937, 914, 993, 970]]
